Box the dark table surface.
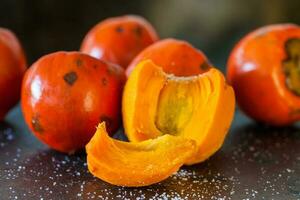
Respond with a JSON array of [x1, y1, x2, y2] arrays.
[[0, 105, 299, 200]]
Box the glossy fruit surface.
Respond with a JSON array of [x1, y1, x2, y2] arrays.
[[227, 24, 300, 126], [126, 38, 211, 76], [0, 28, 26, 120], [81, 15, 158, 69], [21, 51, 125, 153]]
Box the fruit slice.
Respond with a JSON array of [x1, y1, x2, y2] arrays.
[[86, 123, 196, 187], [123, 60, 235, 164]]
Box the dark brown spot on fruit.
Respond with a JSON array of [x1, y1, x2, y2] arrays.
[[64, 71, 78, 86], [31, 115, 44, 133], [101, 77, 108, 86], [283, 38, 300, 96], [116, 26, 124, 33], [75, 59, 83, 67], [200, 62, 210, 71], [133, 25, 143, 37], [100, 115, 113, 129]]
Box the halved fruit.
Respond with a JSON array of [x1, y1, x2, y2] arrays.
[[86, 123, 196, 187], [123, 60, 235, 164]]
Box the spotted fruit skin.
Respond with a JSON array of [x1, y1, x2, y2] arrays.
[[81, 15, 158, 69], [0, 28, 26, 120], [227, 24, 300, 126], [126, 38, 211, 77], [21, 51, 125, 153]]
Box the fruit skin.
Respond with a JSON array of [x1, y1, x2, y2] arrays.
[[21, 51, 126, 153], [86, 122, 196, 187], [0, 28, 26, 120], [227, 24, 300, 126], [123, 60, 235, 164], [80, 15, 158, 69], [126, 38, 211, 77]]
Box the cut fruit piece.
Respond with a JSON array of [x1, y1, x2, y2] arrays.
[[86, 122, 196, 187], [123, 60, 235, 164], [227, 24, 300, 126]]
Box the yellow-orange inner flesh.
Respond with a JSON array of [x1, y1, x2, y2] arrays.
[[155, 77, 196, 135], [283, 38, 300, 96], [86, 123, 196, 187], [86, 60, 235, 187], [123, 60, 235, 164]]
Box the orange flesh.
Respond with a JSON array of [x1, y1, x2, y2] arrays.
[[86, 123, 196, 187], [123, 60, 235, 164], [86, 60, 235, 187], [155, 78, 195, 135]]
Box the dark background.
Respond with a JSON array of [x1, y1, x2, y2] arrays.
[[1, 0, 300, 70]]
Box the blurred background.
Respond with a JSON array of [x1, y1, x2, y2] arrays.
[[0, 0, 300, 71]]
